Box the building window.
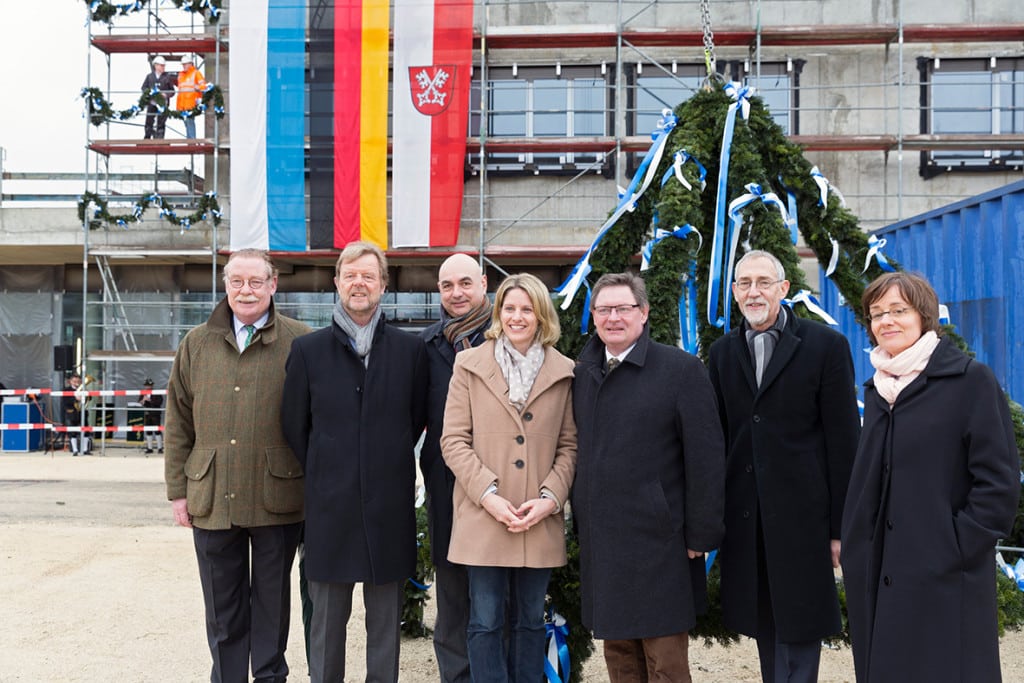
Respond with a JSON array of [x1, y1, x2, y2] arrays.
[[468, 65, 612, 174], [627, 61, 798, 171], [919, 57, 1024, 178]]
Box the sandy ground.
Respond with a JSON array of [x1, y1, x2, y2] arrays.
[[2, 449, 1024, 682]]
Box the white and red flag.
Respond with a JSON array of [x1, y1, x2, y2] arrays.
[[392, 0, 473, 247]]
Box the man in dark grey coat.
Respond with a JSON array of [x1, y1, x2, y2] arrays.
[[420, 253, 490, 683], [708, 250, 860, 683], [282, 241, 428, 683], [572, 271, 725, 683]]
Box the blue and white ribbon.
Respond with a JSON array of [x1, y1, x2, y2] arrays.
[[810, 166, 847, 211], [544, 611, 571, 683], [714, 183, 793, 330], [640, 225, 702, 271], [407, 577, 432, 591], [785, 289, 838, 326], [776, 176, 800, 246], [640, 226, 702, 354], [557, 110, 679, 331], [705, 549, 718, 573], [707, 82, 755, 329], [938, 304, 950, 326], [661, 150, 707, 193], [862, 234, 895, 273]]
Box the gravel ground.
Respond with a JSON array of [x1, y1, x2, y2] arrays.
[[2, 450, 1022, 682]]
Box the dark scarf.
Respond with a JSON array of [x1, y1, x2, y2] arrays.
[[442, 301, 492, 352]]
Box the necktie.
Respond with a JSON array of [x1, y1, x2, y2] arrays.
[[606, 357, 621, 374], [243, 324, 256, 349]]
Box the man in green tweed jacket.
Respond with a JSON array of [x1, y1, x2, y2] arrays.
[[165, 248, 312, 683]]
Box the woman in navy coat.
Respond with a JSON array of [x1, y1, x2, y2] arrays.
[[841, 272, 1020, 682]]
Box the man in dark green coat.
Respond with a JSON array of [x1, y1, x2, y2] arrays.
[[165, 248, 311, 683]]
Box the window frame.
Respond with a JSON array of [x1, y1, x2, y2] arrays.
[[918, 56, 1024, 179]]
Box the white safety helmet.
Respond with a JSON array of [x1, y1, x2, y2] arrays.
[[152, 56, 166, 66]]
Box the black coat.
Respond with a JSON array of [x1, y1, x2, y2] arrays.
[[841, 338, 1019, 683], [572, 331, 725, 639], [708, 313, 860, 641], [282, 319, 428, 584], [420, 320, 487, 567]]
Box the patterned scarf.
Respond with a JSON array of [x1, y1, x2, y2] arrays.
[[333, 301, 383, 362], [870, 330, 940, 406], [443, 301, 492, 352], [494, 335, 545, 412]]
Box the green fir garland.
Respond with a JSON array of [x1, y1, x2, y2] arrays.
[[401, 503, 435, 638], [77, 189, 222, 231], [552, 83, 1024, 668], [80, 84, 226, 127], [85, 0, 224, 25]]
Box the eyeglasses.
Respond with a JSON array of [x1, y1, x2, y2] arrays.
[[593, 304, 641, 317], [734, 278, 782, 292], [226, 277, 268, 290], [866, 307, 913, 323]]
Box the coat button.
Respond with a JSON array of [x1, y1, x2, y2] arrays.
[[515, 435, 524, 444], [234, 386, 240, 392], [886, 519, 894, 530], [230, 438, 237, 445], [514, 459, 525, 469], [523, 412, 533, 421], [742, 510, 750, 519], [753, 415, 761, 423], [745, 464, 753, 473], [883, 575, 892, 586]]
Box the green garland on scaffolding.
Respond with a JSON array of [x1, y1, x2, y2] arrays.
[[77, 189, 222, 231], [553, 83, 1024, 667], [80, 85, 225, 127], [85, 0, 223, 25]]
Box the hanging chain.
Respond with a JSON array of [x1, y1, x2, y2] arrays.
[[700, 0, 717, 81]]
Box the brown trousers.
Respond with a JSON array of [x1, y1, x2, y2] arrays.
[[603, 632, 691, 683]]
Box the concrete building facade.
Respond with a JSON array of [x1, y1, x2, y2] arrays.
[[1, 0, 1022, 408]]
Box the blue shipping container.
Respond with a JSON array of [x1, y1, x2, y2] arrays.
[[819, 178, 1024, 404]]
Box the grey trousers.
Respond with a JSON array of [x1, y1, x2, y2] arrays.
[[308, 579, 403, 683], [433, 561, 472, 683]]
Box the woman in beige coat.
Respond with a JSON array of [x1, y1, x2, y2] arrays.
[[441, 272, 577, 683]]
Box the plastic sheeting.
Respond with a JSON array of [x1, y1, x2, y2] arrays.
[[0, 293, 53, 335], [820, 178, 1024, 403]]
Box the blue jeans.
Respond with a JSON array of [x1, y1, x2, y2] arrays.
[[184, 117, 197, 139], [466, 566, 551, 683]]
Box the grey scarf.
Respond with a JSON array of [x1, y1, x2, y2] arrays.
[[333, 301, 383, 362]]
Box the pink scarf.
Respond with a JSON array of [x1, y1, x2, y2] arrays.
[[870, 331, 940, 406]]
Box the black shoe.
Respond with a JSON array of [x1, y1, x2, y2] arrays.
[[144, 448, 154, 454], [158, 448, 164, 454]]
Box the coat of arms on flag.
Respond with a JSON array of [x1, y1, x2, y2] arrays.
[[409, 65, 457, 116]]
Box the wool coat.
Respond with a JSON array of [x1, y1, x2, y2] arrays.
[[572, 331, 725, 640], [164, 298, 312, 530], [420, 319, 487, 567], [707, 312, 860, 642], [281, 317, 428, 585], [841, 337, 1020, 683], [441, 339, 577, 568]]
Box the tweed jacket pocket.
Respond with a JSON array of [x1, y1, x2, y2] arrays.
[[184, 449, 216, 517], [264, 447, 304, 514]]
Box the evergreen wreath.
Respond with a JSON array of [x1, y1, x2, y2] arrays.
[[85, 0, 224, 25], [77, 189, 222, 231], [552, 83, 1024, 668], [80, 84, 226, 127]]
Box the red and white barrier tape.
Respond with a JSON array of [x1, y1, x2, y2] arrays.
[[0, 388, 167, 397], [0, 424, 163, 433]]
